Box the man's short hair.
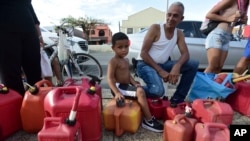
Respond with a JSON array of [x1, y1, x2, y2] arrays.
[[170, 1, 185, 15], [112, 32, 129, 46]]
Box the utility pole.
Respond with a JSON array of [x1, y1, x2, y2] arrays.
[[118, 21, 120, 32], [165, 0, 169, 21]]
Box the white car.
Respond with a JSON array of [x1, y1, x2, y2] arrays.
[[40, 27, 89, 54], [127, 20, 248, 70]]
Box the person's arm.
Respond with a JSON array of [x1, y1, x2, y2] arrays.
[[29, 3, 44, 47], [175, 29, 190, 67], [140, 24, 172, 83], [130, 75, 140, 87], [107, 59, 124, 100], [140, 24, 164, 74], [168, 29, 190, 84], [206, 0, 240, 23], [35, 24, 44, 47]]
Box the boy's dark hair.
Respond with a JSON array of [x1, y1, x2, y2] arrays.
[[112, 32, 129, 46]]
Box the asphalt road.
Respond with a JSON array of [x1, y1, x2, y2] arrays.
[[89, 51, 113, 89]]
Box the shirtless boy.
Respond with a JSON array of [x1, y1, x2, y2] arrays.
[[107, 32, 163, 132]]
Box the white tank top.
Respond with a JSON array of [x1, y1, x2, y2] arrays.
[[137, 24, 177, 64]]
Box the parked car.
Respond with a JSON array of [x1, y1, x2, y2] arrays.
[[127, 20, 248, 70], [40, 27, 89, 54]]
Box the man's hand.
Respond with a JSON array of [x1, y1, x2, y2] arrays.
[[168, 64, 181, 85], [168, 73, 179, 85], [158, 70, 170, 82]]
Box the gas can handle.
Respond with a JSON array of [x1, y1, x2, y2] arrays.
[[43, 117, 63, 130], [65, 86, 83, 126], [35, 79, 52, 87], [174, 114, 192, 125], [205, 122, 228, 130], [203, 122, 230, 138]]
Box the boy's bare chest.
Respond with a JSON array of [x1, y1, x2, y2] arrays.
[[117, 60, 129, 70]]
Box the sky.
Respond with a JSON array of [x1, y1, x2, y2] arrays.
[[32, 0, 231, 33]]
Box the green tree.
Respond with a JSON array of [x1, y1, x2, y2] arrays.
[[60, 16, 106, 41]]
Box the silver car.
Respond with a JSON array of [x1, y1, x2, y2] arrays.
[[127, 20, 248, 70]]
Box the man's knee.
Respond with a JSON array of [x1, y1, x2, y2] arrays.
[[147, 84, 164, 97]]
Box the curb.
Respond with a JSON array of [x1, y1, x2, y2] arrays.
[[89, 45, 113, 52]]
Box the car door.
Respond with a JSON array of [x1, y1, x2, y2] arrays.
[[172, 21, 206, 68], [224, 39, 247, 69]]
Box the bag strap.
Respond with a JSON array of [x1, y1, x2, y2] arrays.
[[221, 73, 233, 86], [238, 0, 249, 15]]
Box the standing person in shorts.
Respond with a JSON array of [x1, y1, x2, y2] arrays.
[[204, 0, 245, 73], [107, 32, 163, 133], [234, 38, 250, 74]]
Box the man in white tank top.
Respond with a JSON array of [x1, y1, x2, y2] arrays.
[[135, 2, 199, 107]]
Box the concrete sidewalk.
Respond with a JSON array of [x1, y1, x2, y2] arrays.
[[6, 88, 250, 141]]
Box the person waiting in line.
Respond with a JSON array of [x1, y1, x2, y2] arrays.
[[234, 0, 249, 75], [234, 38, 250, 75], [107, 32, 163, 133], [43, 45, 64, 86], [135, 1, 199, 107], [204, 0, 246, 73], [0, 0, 42, 96]]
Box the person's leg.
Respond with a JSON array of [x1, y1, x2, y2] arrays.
[[162, 60, 199, 104], [234, 57, 250, 74], [51, 57, 63, 86], [136, 87, 152, 120], [22, 32, 42, 88], [118, 84, 163, 132], [0, 32, 25, 95], [204, 28, 230, 73], [136, 87, 163, 132], [205, 48, 221, 73], [234, 39, 250, 74], [136, 61, 165, 98]]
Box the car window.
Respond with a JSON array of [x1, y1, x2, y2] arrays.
[[138, 28, 149, 33], [177, 22, 197, 38], [193, 22, 207, 38]]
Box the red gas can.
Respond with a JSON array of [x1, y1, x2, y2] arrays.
[[226, 81, 250, 117], [0, 84, 22, 140], [64, 76, 102, 107], [243, 25, 250, 38], [38, 117, 82, 141], [192, 99, 233, 126], [195, 122, 229, 141], [163, 114, 197, 141], [39, 87, 83, 141], [165, 102, 188, 120], [147, 97, 170, 120], [21, 79, 53, 133], [44, 86, 101, 141]]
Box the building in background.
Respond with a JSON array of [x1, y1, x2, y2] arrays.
[[44, 7, 164, 45], [120, 7, 165, 34], [88, 24, 112, 45], [89, 7, 165, 45]]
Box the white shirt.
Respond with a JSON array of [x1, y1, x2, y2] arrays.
[[137, 24, 178, 64]]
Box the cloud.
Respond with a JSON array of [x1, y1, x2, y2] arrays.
[[32, 0, 136, 33]]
